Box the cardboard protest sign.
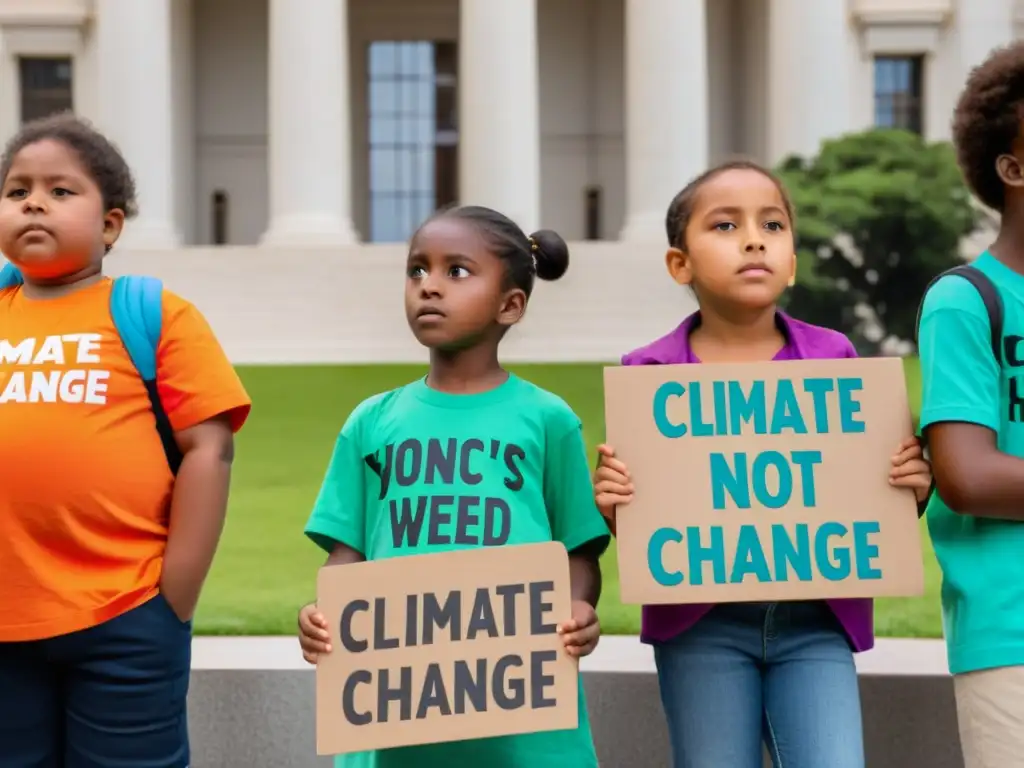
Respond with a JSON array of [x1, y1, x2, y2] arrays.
[[604, 357, 925, 605], [315, 541, 578, 755]]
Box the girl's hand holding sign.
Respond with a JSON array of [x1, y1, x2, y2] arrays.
[[888, 436, 933, 503], [593, 444, 633, 535], [558, 600, 601, 658], [298, 603, 331, 664]]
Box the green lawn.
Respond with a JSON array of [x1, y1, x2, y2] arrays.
[[196, 359, 942, 639]]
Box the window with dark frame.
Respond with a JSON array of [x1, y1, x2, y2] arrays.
[[367, 41, 458, 243], [873, 55, 924, 135], [19, 57, 73, 124]]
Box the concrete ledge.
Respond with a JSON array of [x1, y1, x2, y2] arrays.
[[188, 636, 962, 768]]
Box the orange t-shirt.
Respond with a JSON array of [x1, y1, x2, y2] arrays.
[[0, 278, 251, 641]]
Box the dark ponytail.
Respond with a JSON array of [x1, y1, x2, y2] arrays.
[[528, 229, 569, 282], [428, 206, 569, 296]]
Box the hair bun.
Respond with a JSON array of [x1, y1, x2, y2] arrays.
[[528, 229, 569, 282]]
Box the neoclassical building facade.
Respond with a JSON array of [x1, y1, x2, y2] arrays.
[[0, 0, 1018, 250]]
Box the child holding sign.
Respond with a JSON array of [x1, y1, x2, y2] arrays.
[[593, 161, 933, 768], [298, 205, 611, 767], [919, 42, 1024, 768]]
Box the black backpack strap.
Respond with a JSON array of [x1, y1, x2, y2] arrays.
[[914, 264, 1003, 517], [916, 264, 1004, 363]]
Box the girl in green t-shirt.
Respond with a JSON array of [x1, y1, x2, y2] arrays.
[[297, 206, 612, 768]]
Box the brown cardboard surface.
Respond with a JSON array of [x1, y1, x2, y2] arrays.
[[604, 357, 925, 605], [315, 541, 578, 755]]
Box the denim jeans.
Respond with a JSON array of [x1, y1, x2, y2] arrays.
[[0, 593, 192, 768], [653, 601, 865, 768]]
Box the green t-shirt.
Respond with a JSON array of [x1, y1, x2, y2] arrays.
[[919, 251, 1024, 674], [305, 374, 610, 768]]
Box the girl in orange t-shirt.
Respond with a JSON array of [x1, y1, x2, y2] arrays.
[[0, 113, 251, 767]]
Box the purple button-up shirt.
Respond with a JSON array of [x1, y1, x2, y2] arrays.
[[621, 310, 875, 653]]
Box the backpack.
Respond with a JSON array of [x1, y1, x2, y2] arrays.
[[0, 263, 183, 474], [916, 264, 1004, 363]]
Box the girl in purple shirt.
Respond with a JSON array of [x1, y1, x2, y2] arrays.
[[593, 161, 933, 768]]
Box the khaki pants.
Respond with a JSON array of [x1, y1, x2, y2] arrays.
[[955, 666, 1024, 768]]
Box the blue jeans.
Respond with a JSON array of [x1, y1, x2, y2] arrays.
[[653, 601, 865, 768], [0, 593, 192, 768]]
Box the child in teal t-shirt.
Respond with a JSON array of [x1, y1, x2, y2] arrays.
[[919, 40, 1024, 768], [297, 206, 611, 768]]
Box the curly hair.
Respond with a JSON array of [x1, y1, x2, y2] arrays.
[[952, 41, 1024, 211], [0, 111, 138, 219]]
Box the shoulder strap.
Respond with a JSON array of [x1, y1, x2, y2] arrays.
[[916, 264, 1004, 363], [110, 276, 163, 379], [915, 264, 1001, 518], [0, 263, 24, 289], [110, 276, 183, 475]]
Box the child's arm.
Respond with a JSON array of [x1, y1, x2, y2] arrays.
[[154, 295, 252, 621], [928, 424, 1024, 518], [299, 541, 366, 664], [888, 436, 933, 517], [160, 414, 236, 619], [544, 413, 612, 657], [593, 444, 633, 535], [299, 403, 374, 664], [559, 543, 603, 658], [918, 277, 1018, 517], [569, 538, 604, 607], [324, 540, 366, 567]]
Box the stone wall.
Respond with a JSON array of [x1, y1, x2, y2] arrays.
[[187, 636, 962, 768], [102, 243, 696, 364]]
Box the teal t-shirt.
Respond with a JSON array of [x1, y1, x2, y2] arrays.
[[919, 251, 1024, 674], [305, 374, 610, 768]]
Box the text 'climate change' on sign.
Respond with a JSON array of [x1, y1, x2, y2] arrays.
[[315, 541, 578, 755]]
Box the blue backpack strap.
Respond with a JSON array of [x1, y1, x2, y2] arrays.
[[916, 264, 1003, 363], [0, 262, 24, 289], [109, 276, 183, 475]]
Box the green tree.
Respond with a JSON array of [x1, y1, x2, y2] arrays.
[[776, 129, 979, 353]]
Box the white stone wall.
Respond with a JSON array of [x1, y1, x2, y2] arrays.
[[0, 0, 1019, 248], [102, 244, 697, 364]]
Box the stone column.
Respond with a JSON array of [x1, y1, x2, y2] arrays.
[[768, 0, 852, 162], [458, 0, 540, 233], [261, 0, 357, 246], [620, 0, 708, 242], [95, 0, 181, 248]]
